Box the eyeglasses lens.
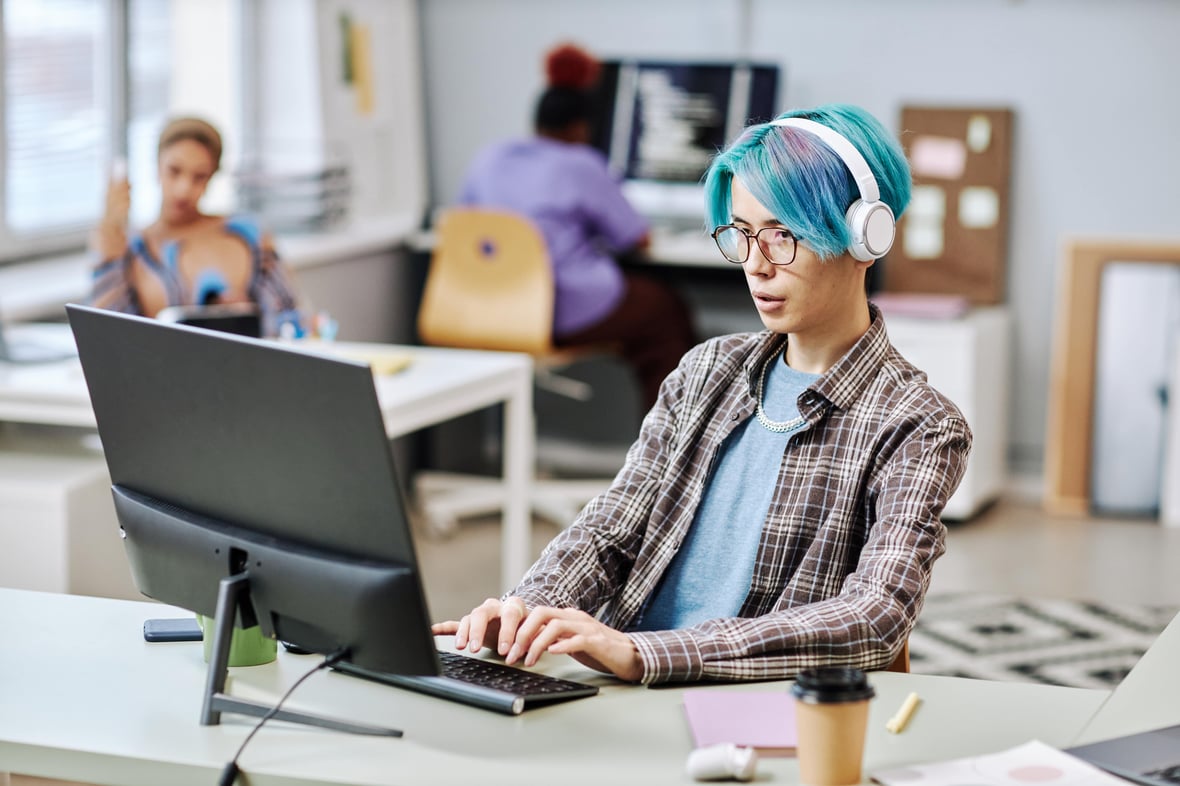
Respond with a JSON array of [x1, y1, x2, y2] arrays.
[[715, 227, 747, 264], [759, 230, 795, 265]]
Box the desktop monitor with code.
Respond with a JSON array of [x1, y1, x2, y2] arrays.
[[589, 59, 780, 226], [65, 304, 596, 734]]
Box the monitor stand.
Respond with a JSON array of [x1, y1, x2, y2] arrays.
[[199, 573, 402, 737]]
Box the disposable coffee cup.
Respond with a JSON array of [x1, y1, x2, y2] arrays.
[[791, 667, 875, 786], [197, 615, 277, 667]]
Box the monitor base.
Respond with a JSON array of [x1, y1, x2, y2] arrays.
[[199, 573, 402, 737]]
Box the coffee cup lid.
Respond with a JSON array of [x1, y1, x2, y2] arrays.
[[791, 667, 875, 704]]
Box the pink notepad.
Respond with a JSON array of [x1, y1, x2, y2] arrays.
[[682, 691, 798, 756]]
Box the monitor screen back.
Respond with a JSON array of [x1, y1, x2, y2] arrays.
[[66, 304, 416, 566]]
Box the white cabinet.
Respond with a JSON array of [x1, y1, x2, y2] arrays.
[[0, 429, 139, 599], [884, 307, 1010, 520]]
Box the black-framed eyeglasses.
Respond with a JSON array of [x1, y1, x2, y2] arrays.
[[711, 225, 798, 266]]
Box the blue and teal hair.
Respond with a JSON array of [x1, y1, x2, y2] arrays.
[[703, 103, 911, 261]]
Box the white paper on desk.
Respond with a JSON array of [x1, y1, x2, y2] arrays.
[[872, 739, 1128, 786]]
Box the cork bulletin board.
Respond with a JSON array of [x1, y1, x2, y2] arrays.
[[883, 106, 1015, 304]]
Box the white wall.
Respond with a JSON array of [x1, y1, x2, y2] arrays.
[[255, 0, 428, 222], [417, 0, 1180, 477]]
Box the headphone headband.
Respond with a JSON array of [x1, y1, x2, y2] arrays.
[[770, 117, 881, 204], [768, 116, 894, 261]]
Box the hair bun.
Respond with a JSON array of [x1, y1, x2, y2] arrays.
[[544, 43, 600, 90]]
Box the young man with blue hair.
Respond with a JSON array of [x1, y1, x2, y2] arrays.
[[435, 104, 972, 684]]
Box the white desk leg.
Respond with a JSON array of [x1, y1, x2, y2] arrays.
[[500, 361, 535, 590], [1163, 338, 1180, 528]]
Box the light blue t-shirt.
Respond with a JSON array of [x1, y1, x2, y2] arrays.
[[631, 351, 820, 632]]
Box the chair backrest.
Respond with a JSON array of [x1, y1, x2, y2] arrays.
[[417, 208, 556, 356], [886, 639, 911, 673]]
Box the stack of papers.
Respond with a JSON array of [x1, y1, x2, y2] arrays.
[[872, 740, 1132, 786], [870, 292, 970, 319]]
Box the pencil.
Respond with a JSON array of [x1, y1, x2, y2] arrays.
[[885, 692, 921, 734]]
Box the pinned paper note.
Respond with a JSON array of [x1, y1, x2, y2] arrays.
[[903, 223, 944, 259], [967, 114, 993, 153], [910, 135, 967, 180], [909, 185, 947, 221], [959, 186, 1000, 228]]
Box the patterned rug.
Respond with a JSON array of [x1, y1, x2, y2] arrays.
[[909, 593, 1178, 690]]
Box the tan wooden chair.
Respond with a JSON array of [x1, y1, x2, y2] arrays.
[[414, 208, 615, 534], [886, 639, 911, 673]]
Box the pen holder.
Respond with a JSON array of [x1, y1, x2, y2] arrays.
[[196, 615, 278, 667]]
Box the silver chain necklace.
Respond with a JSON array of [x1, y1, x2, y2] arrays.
[[755, 349, 806, 434]]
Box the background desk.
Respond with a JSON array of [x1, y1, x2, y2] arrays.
[[0, 588, 1110, 786], [0, 329, 536, 594]]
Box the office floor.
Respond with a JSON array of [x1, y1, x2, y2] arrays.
[[412, 496, 1180, 623]]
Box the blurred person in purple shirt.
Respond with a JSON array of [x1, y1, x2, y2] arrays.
[[457, 44, 695, 409]]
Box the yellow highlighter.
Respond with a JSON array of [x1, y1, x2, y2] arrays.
[[886, 692, 921, 734]]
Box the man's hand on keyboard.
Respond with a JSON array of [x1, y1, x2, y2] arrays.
[[432, 597, 643, 683]]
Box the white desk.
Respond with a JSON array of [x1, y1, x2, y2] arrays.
[[0, 327, 535, 591], [0, 589, 1111, 786], [645, 226, 727, 268]]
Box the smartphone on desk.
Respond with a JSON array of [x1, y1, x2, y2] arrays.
[[143, 617, 203, 642]]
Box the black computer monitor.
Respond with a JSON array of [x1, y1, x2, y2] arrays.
[[154, 302, 263, 338], [65, 303, 437, 736], [589, 59, 780, 223]]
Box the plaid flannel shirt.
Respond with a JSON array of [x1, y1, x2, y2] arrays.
[[511, 305, 972, 684]]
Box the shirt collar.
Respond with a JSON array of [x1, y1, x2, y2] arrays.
[[744, 302, 890, 411]]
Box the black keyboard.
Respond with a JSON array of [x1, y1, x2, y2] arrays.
[[335, 650, 600, 715]]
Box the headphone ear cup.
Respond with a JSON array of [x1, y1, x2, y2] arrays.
[[845, 199, 896, 262]]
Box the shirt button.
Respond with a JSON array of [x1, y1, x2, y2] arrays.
[[731, 412, 740, 421]]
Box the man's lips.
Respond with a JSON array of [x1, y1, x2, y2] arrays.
[[751, 290, 786, 313]]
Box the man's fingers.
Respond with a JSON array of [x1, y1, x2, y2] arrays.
[[462, 597, 509, 653], [524, 618, 573, 667], [497, 597, 528, 656], [513, 607, 592, 666], [454, 613, 471, 649]]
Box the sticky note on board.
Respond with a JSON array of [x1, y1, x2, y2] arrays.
[[966, 114, 992, 152], [904, 222, 944, 259], [351, 22, 374, 115], [959, 186, 999, 228], [910, 135, 967, 180], [909, 185, 947, 221]]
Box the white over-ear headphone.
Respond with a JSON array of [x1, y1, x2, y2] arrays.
[[770, 117, 895, 262]]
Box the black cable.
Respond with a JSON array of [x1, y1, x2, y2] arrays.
[[219, 647, 350, 786]]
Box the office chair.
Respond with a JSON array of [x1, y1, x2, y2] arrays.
[[414, 207, 617, 535], [886, 640, 911, 673]]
